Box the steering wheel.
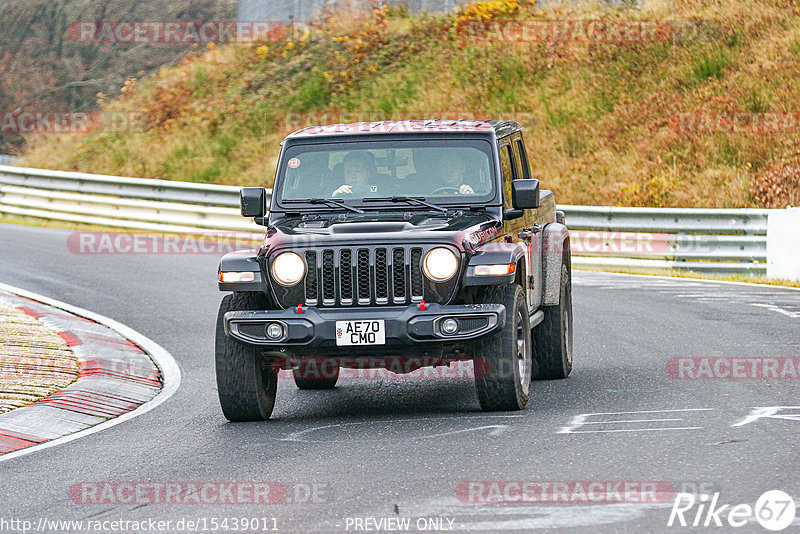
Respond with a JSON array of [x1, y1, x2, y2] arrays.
[[429, 186, 460, 195]]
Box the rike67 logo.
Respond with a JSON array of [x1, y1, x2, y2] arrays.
[[668, 490, 796, 531]]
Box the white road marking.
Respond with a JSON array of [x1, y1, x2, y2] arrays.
[[750, 303, 800, 318], [580, 418, 685, 424], [561, 427, 703, 434], [280, 414, 522, 442], [0, 282, 181, 464], [731, 406, 800, 427], [559, 409, 712, 434]]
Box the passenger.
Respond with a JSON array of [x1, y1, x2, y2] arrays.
[[331, 152, 395, 197]]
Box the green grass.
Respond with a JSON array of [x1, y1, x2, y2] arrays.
[[294, 71, 332, 111], [691, 49, 731, 82], [790, 37, 800, 56], [741, 88, 769, 113]]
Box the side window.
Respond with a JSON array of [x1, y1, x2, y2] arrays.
[[514, 138, 531, 179], [499, 143, 517, 210]]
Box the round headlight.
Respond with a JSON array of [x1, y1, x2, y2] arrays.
[[271, 252, 305, 286], [423, 247, 458, 282]]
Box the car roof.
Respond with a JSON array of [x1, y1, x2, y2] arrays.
[[285, 119, 522, 141]]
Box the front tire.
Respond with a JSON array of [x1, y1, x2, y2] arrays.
[[215, 292, 278, 421], [473, 284, 532, 411]]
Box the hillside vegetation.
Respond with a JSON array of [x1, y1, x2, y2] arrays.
[[0, 0, 237, 154], [19, 0, 800, 208]]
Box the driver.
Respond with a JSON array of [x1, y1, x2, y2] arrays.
[[435, 153, 475, 195]]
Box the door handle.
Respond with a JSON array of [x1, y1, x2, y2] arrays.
[[518, 225, 541, 240]]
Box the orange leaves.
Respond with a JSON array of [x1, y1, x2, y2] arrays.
[[144, 82, 191, 127], [752, 156, 800, 208]]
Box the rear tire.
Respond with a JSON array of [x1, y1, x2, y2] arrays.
[[294, 359, 340, 390], [473, 284, 532, 411], [533, 260, 573, 380], [215, 292, 278, 421]]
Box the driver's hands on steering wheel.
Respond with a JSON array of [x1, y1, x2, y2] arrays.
[[332, 184, 352, 197], [430, 184, 475, 195]]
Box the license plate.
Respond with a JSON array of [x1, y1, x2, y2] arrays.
[[335, 320, 386, 346]]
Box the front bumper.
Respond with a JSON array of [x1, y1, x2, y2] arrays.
[[224, 303, 505, 348]]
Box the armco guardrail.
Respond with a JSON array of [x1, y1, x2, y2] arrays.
[[560, 205, 771, 275], [0, 164, 774, 275], [0, 164, 262, 234]]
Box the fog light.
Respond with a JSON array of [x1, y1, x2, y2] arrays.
[[266, 323, 284, 340], [441, 318, 459, 335]]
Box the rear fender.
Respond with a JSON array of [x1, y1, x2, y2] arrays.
[[541, 223, 570, 306]]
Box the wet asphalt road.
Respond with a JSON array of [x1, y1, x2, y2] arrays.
[[0, 222, 798, 533]]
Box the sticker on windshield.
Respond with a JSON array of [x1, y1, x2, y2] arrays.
[[288, 157, 301, 169]]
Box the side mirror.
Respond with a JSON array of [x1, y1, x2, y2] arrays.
[[504, 209, 525, 221], [511, 179, 539, 210], [240, 187, 267, 218]]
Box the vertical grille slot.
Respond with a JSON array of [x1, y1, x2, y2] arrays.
[[375, 248, 388, 303], [357, 249, 370, 304], [392, 248, 406, 303], [340, 249, 353, 304], [322, 250, 335, 304], [410, 248, 424, 301], [304, 251, 318, 305]]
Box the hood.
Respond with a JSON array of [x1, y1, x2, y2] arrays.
[[261, 211, 502, 254]]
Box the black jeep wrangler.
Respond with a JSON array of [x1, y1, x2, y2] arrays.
[[216, 120, 573, 421]]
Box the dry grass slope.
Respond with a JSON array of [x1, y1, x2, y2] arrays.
[[19, 0, 800, 208]]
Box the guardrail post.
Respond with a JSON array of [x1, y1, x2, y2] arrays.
[[766, 207, 800, 282]]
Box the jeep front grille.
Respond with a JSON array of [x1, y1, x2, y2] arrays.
[[304, 247, 425, 307]]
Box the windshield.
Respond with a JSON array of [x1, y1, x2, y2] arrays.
[[276, 139, 496, 206]]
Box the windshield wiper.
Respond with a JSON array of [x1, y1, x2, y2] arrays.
[[283, 198, 364, 214], [363, 196, 448, 214]]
